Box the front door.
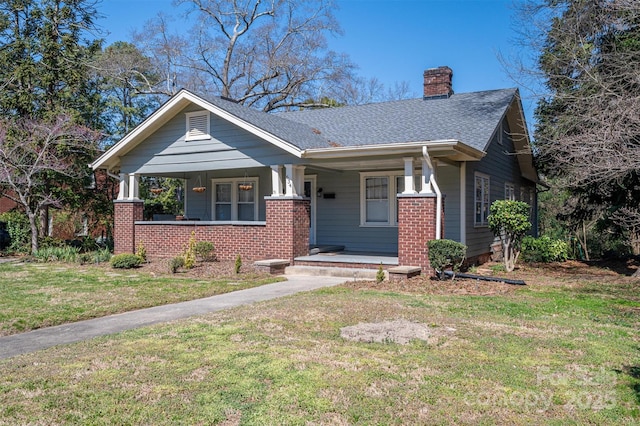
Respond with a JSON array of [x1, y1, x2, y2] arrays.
[[304, 177, 316, 245]]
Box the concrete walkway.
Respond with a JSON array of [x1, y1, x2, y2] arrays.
[[0, 275, 346, 360]]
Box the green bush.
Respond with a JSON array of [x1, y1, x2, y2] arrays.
[[0, 211, 30, 253], [169, 256, 185, 273], [376, 263, 385, 283], [92, 248, 113, 263], [195, 241, 216, 262], [427, 239, 467, 280], [235, 254, 242, 274], [38, 236, 66, 249], [33, 246, 80, 263], [110, 253, 143, 269], [136, 241, 147, 262], [488, 200, 532, 272], [521, 236, 569, 263]]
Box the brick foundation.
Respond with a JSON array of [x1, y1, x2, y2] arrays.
[[397, 194, 443, 274]]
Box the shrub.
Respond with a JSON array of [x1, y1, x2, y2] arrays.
[[0, 211, 30, 253], [110, 253, 143, 269], [183, 232, 197, 269], [78, 252, 93, 265], [521, 236, 569, 263], [93, 248, 113, 263], [488, 200, 531, 272], [427, 239, 467, 280], [169, 256, 185, 273], [235, 254, 242, 274], [33, 246, 80, 263], [77, 236, 99, 253], [136, 241, 147, 262], [38, 236, 65, 249], [195, 241, 216, 262], [376, 263, 385, 283]]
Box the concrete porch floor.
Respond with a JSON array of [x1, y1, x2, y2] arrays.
[[295, 251, 399, 266]]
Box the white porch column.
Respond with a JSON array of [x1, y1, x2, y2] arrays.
[[402, 157, 416, 194], [271, 165, 283, 196], [284, 164, 296, 196], [420, 157, 434, 194], [294, 165, 306, 197], [127, 173, 140, 200], [117, 173, 128, 200]]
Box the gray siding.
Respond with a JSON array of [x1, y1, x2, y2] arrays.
[[465, 119, 537, 258], [183, 167, 272, 221], [313, 170, 398, 253], [312, 166, 461, 254], [437, 164, 461, 243], [120, 104, 300, 175]]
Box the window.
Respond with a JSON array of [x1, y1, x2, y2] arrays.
[[360, 172, 404, 226], [475, 173, 490, 226], [185, 111, 210, 141], [212, 178, 258, 221], [505, 182, 515, 200]]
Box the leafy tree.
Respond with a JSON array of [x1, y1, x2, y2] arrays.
[[0, 115, 100, 253], [488, 200, 532, 272], [0, 0, 102, 121]]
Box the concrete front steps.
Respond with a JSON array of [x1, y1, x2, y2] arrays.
[[284, 265, 381, 280]]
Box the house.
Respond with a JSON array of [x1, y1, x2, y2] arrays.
[[90, 66, 538, 274]]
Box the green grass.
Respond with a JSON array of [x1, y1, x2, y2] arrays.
[[0, 261, 281, 336], [0, 264, 638, 424]]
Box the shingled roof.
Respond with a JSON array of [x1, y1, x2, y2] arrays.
[[279, 88, 519, 152]]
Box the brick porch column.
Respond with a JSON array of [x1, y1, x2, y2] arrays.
[[397, 194, 444, 274], [265, 197, 310, 262], [113, 200, 144, 255]]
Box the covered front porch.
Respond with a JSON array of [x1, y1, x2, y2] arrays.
[[112, 152, 445, 273]]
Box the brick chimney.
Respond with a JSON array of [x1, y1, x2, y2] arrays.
[[423, 66, 453, 99]]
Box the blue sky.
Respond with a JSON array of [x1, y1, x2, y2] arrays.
[[97, 0, 536, 123]]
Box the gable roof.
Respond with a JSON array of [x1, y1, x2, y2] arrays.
[[280, 88, 518, 152], [91, 87, 532, 177]]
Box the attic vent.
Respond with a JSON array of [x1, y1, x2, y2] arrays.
[[186, 111, 210, 141]]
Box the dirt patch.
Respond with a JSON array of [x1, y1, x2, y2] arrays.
[[340, 319, 455, 345], [342, 275, 519, 296], [138, 258, 265, 280]]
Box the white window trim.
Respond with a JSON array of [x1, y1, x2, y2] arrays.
[[360, 171, 404, 227], [185, 111, 211, 141], [211, 177, 259, 221], [505, 182, 515, 201], [474, 172, 491, 227]]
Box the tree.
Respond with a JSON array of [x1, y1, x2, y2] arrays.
[[0, 0, 102, 121], [512, 0, 640, 256], [0, 0, 106, 237], [488, 200, 532, 272], [136, 0, 358, 111], [94, 42, 161, 145], [0, 115, 100, 253]]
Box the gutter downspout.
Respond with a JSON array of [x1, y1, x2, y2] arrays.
[[423, 146, 442, 240]]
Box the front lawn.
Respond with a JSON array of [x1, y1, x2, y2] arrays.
[[0, 261, 638, 424], [0, 260, 281, 336]]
